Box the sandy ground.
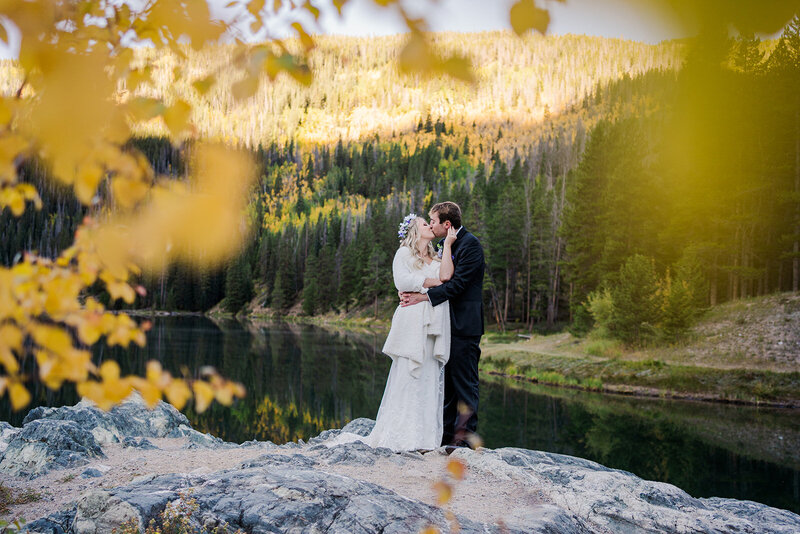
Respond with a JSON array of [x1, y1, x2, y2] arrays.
[[3, 437, 546, 526]]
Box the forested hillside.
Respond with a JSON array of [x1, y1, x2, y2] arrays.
[[2, 28, 798, 339]]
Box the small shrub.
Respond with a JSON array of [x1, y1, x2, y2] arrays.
[[586, 288, 614, 338], [569, 303, 594, 336], [111, 490, 245, 534]]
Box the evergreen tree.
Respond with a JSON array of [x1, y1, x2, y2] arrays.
[[225, 255, 254, 313], [609, 255, 661, 345], [302, 252, 319, 315]]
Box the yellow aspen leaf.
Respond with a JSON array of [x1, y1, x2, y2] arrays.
[[440, 55, 475, 84], [248, 0, 266, 17], [420, 527, 440, 534], [446, 458, 466, 481], [6, 189, 25, 216], [332, 0, 347, 15], [127, 67, 153, 91], [61, 348, 91, 382], [192, 75, 216, 95], [0, 135, 28, 175], [466, 433, 483, 449], [0, 376, 6, 397], [43, 275, 82, 317], [0, 323, 22, 352], [99, 359, 121, 382], [398, 33, 435, 76], [104, 279, 136, 304], [164, 378, 191, 410], [79, 360, 134, 410], [288, 63, 312, 86], [162, 100, 192, 138], [302, 0, 320, 20], [31, 324, 73, 357], [0, 323, 21, 373], [193, 380, 215, 413], [128, 97, 166, 123], [433, 480, 452, 505], [27, 49, 115, 186], [0, 348, 18, 374], [77, 317, 103, 345], [232, 76, 260, 102], [131, 376, 162, 408], [8, 381, 30, 411], [509, 0, 550, 36], [146, 360, 164, 384], [291, 22, 315, 51], [0, 98, 11, 126], [111, 176, 149, 209], [17, 183, 42, 209]]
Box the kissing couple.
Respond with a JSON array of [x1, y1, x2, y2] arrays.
[[327, 201, 485, 452]]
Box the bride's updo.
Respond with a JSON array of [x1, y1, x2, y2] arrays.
[[398, 213, 438, 269]]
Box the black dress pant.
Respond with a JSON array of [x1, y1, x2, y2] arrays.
[[441, 334, 481, 446]]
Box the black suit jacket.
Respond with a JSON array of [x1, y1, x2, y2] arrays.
[[427, 227, 485, 337]]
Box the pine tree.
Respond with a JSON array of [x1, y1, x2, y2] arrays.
[[302, 252, 319, 315], [225, 256, 254, 313], [609, 255, 661, 345]]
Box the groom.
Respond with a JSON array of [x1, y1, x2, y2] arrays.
[[401, 201, 485, 448]]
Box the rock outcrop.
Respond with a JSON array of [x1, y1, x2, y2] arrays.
[[0, 419, 104, 478], [1, 394, 189, 478], [8, 398, 800, 534]]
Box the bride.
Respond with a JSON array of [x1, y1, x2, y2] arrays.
[[326, 213, 457, 451]]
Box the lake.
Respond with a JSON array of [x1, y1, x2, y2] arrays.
[[2, 316, 799, 514]]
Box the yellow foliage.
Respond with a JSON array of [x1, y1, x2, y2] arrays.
[[433, 480, 452, 505], [446, 458, 466, 481]]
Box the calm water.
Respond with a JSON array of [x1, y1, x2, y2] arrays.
[[3, 316, 799, 514]]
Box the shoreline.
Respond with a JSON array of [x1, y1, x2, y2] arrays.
[[482, 370, 800, 409]]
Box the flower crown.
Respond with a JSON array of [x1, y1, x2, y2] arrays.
[[397, 213, 417, 241]]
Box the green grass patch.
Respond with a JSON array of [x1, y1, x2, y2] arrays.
[[480, 351, 800, 404], [584, 337, 623, 358], [0, 481, 41, 516]]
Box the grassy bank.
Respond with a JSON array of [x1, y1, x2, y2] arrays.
[[479, 293, 800, 407], [479, 348, 800, 407]]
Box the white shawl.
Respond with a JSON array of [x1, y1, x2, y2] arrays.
[[382, 246, 450, 378]]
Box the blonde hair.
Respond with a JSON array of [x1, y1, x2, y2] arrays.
[[400, 217, 438, 269]]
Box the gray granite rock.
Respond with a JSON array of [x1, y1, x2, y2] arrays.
[[23, 508, 75, 534], [102, 464, 544, 534], [340, 417, 375, 436], [0, 420, 19, 454], [314, 440, 394, 466], [72, 489, 140, 534], [454, 447, 800, 534], [80, 468, 104, 479], [0, 419, 104, 478], [23, 394, 190, 445], [239, 452, 318, 469], [121, 437, 158, 450], [174, 425, 236, 449]]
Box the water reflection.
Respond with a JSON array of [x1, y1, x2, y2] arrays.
[[1, 316, 798, 513]]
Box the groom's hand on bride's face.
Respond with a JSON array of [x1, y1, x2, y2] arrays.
[[400, 292, 428, 307]]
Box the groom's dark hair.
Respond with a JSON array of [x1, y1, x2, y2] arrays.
[[430, 201, 462, 228]]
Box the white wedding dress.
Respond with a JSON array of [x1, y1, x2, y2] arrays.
[[325, 246, 450, 452]]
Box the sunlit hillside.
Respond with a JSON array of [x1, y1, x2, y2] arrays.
[[1, 32, 683, 160]]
